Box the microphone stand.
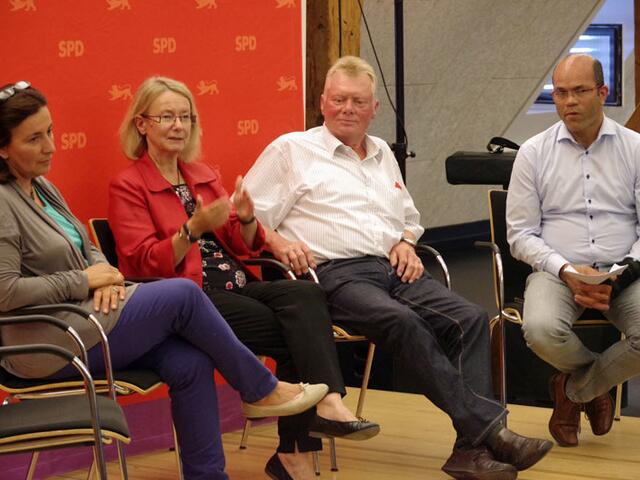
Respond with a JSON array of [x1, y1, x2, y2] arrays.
[[391, 0, 415, 181]]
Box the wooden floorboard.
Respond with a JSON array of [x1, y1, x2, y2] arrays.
[[49, 387, 640, 479]]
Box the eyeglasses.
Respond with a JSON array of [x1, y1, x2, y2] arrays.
[[141, 113, 196, 125], [0, 81, 31, 102], [551, 85, 602, 101]]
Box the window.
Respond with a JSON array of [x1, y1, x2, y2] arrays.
[[536, 24, 622, 106]]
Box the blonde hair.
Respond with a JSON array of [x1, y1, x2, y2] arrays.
[[325, 56, 377, 96], [120, 76, 201, 162]]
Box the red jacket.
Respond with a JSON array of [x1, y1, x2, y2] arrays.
[[108, 152, 265, 287]]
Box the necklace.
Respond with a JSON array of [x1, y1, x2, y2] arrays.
[[150, 155, 181, 185]]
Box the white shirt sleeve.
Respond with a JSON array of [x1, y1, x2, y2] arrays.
[[506, 144, 568, 276], [244, 139, 298, 231]]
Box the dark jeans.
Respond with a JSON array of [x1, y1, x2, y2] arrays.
[[317, 256, 505, 448], [207, 279, 345, 452], [53, 279, 277, 480]]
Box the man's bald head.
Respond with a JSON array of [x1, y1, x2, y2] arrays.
[[552, 54, 604, 88]]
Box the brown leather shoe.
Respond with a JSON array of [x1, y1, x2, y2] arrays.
[[548, 373, 581, 447], [487, 427, 553, 471], [441, 446, 517, 480], [584, 392, 614, 436]]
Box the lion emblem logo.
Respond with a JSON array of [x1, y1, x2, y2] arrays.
[[277, 76, 298, 91], [109, 84, 133, 101], [9, 0, 36, 11], [195, 0, 217, 9], [196, 80, 219, 96], [276, 0, 295, 8]]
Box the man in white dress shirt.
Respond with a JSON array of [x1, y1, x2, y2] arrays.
[[244, 55, 551, 480], [507, 53, 640, 448]]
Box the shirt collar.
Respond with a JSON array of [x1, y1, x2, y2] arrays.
[[557, 114, 616, 147], [320, 124, 382, 163]]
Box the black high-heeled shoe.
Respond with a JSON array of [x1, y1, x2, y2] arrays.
[[265, 453, 293, 480]]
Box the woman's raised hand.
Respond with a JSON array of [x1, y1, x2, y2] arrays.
[[189, 195, 231, 237], [232, 175, 255, 224]]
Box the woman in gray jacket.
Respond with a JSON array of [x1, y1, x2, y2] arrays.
[[0, 81, 327, 480]]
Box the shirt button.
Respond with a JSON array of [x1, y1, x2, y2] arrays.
[[588, 199, 592, 204], [591, 239, 595, 244], [586, 150, 589, 155], [590, 215, 593, 220], [592, 263, 597, 268], [586, 174, 590, 179]]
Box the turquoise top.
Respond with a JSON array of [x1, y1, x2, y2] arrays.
[[38, 191, 84, 252]]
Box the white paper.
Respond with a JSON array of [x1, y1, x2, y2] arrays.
[[563, 264, 628, 285]]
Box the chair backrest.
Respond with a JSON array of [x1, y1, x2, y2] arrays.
[[488, 189, 533, 306], [89, 218, 119, 267]]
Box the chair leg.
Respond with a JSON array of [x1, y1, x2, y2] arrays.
[[614, 382, 623, 421], [86, 457, 96, 480], [355, 343, 376, 418], [329, 437, 338, 472], [614, 332, 626, 421], [172, 423, 184, 480], [25, 451, 38, 480], [239, 418, 252, 449], [489, 315, 507, 408], [116, 440, 129, 480], [312, 450, 320, 476]]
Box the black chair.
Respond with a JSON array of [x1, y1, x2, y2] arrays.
[[476, 189, 623, 419], [0, 314, 130, 480], [88, 218, 184, 479], [90, 218, 377, 473]]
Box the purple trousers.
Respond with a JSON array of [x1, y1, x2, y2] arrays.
[[54, 278, 277, 480]]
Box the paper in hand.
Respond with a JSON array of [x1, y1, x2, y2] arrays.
[[563, 264, 628, 285]]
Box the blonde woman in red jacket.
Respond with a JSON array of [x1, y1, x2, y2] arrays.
[[108, 76, 379, 480]]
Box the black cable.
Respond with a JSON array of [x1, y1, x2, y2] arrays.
[[356, 0, 409, 146]]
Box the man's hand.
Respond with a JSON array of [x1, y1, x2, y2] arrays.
[[266, 230, 316, 276], [389, 241, 424, 283], [560, 264, 612, 311]]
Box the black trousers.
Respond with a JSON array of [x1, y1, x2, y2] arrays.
[[206, 279, 345, 452]]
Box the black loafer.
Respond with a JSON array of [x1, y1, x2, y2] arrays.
[[265, 453, 293, 480], [308, 414, 380, 440]]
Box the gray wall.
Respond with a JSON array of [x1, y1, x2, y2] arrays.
[[505, 0, 636, 145], [360, 0, 603, 228]]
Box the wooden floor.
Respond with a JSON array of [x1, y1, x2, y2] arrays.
[[52, 387, 640, 479]]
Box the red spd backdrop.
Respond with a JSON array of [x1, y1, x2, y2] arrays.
[[1, 0, 303, 224], [0, 0, 302, 445]]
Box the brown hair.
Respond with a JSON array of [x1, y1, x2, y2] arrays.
[[0, 84, 47, 183]]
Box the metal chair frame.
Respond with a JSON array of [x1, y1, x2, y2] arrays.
[[0, 314, 130, 480], [88, 218, 184, 480], [476, 189, 623, 420], [240, 244, 451, 473]]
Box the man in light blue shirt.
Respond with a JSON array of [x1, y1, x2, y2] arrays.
[[507, 53, 640, 448]]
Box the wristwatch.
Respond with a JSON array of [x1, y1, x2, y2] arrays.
[[179, 222, 200, 244], [400, 235, 417, 247]]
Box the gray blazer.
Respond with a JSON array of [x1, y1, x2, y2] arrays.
[[0, 177, 137, 378]]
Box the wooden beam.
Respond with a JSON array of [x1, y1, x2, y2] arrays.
[[636, 0, 640, 105], [306, 0, 364, 128], [626, 104, 640, 132]]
